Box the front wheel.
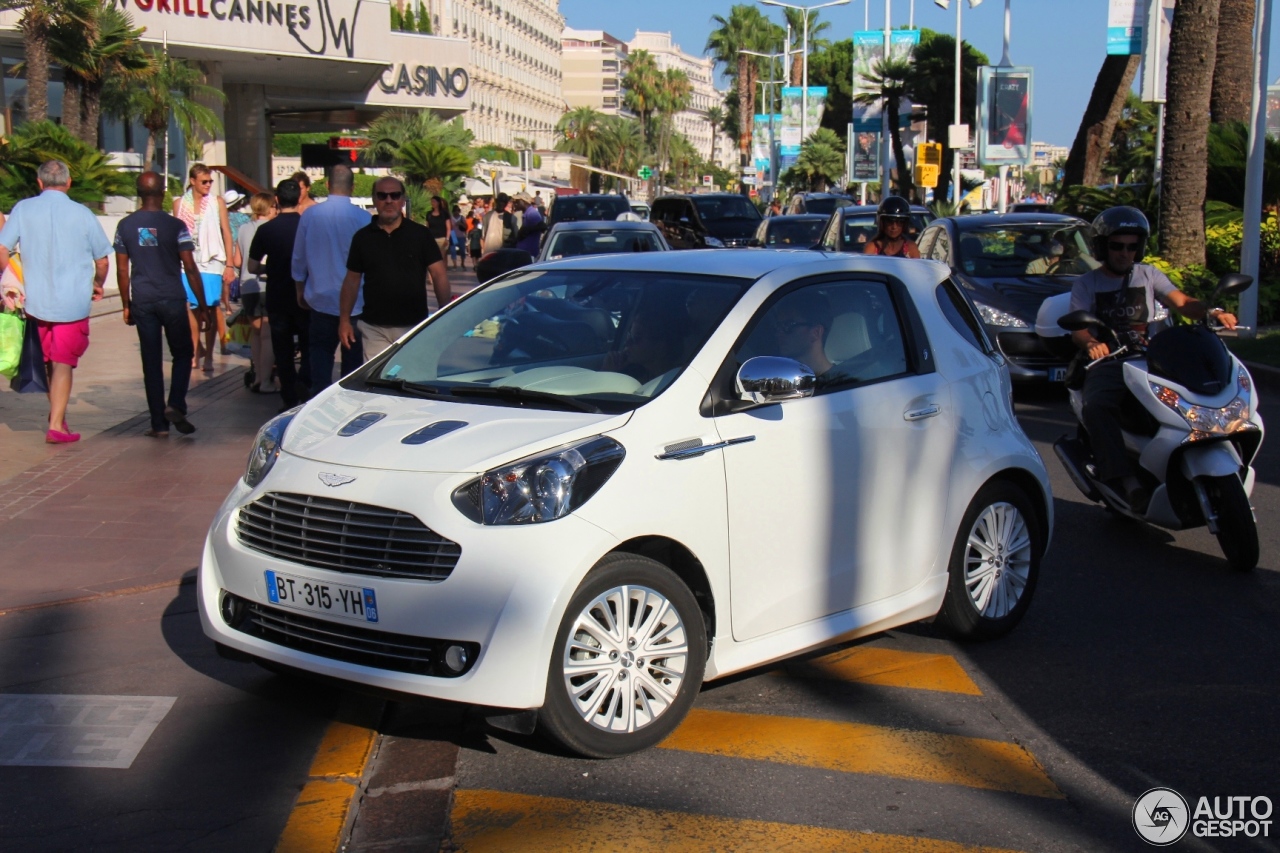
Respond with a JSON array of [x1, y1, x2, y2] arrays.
[[1205, 475, 1259, 572], [539, 553, 707, 758], [936, 481, 1044, 640]]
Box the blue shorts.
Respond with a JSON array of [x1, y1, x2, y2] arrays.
[[184, 272, 223, 309]]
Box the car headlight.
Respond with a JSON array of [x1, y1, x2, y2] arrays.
[[974, 301, 1032, 330], [244, 407, 300, 487], [704, 235, 726, 248], [1149, 374, 1253, 440], [454, 436, 625, 525]]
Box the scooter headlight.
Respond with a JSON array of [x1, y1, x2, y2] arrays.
[[1149, 376, 1253, 440]]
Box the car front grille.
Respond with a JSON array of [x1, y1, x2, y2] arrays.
[[228, 596, 477, 677], [236, 492, 460, 581], [722, 237, 752, 248], [997, 332, 1071, 370]]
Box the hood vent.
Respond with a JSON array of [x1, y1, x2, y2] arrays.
[[402, 420, 469, 445], [338, 412, 386, 436]]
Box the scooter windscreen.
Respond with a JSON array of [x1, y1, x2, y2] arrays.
[[1145, 325, 1234, 395]]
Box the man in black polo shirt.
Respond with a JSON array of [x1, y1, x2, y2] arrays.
[[338, 177, 451, 358], [248, 179, 310, 408]]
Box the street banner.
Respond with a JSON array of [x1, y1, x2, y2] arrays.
[[976, 66, 1034, 166], [852, 130, 880, 182], [852, 29, 920, 96], [753, 114, 781, 171], [1107, 0, 1146, 55], [780, 87, 828, 149], [1139, 0, 1175, 102], [852, 98, 914, 133]]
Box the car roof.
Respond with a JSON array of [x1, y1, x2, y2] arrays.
[[943, 212, 1087, 229], [840, 204, 932, 215], [657, 193, 746, 201], [546, 220, 661, 232], [765, 214, 829, 223], [553, 193, 629, 201], [796, 192, 851, 199], [520, 247, 949, 282]]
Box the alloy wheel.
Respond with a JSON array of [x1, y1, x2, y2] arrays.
[[962, 501, 1032, 619]]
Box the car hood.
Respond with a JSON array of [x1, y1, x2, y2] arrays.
[[705, 218, 763, 241], [955, 274, 1074, 321], [282, 388, 632, 474]]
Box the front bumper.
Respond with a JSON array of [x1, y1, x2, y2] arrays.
[[994, 330, 1073, 382], [198, 453, 619, 710]]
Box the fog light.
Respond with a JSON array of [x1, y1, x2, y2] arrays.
[[443, 644, 470, 674], [220, 591, 245, 628]]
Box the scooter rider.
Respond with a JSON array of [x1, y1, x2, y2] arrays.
[[1070, 206, 1237, 510], [862, 196, 921, 258]]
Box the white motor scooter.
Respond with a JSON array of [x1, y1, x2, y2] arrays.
[[1035, 273, 1264, 571]]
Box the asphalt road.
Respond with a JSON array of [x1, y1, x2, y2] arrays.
[[0, 388, 1276, 852]]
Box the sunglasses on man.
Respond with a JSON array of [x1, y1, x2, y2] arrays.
[[375, 191, 404, 201], [1108, 240, 1140, 253]]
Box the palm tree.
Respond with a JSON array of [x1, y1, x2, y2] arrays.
[[905, 30, 988, 205], [782, 7, 830, 86], [706, 5, 782, 181], [0, 119, 132, 210], [556, 106, 607, 165], [1159, 0, 1220, 266], [2, 0, 56, 122], [705, 104, 725, 167], [667, 133, 699, 191], [786, 127, 845, 191], [1211, 0, 1255, 124], [597, 115, 646, 191], [622, 49, 662, 145], [116, 52, 224, 169], [48, 0, 148, 146], [367, 109, 474, 159], [1062, 54, 1140, 189], [396, 137, 473, 199], [655, 68, 692, 180], [854, 57, 913, 199]]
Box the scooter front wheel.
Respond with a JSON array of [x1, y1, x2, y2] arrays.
[[1205, 475, 1259, 572]]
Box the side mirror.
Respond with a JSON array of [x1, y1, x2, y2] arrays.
[[736, 356, 816, 404], [1057, 310, 1104, 332], [1215, 273, 1254, 297], [475, 249, 534, 284]]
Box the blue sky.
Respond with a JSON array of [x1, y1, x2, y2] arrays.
[[559, 0, 1280, 147]]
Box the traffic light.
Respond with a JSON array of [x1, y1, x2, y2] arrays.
[[914, 142, 943, 188]]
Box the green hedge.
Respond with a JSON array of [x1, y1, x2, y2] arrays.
[[309, 174, 379, 198], [272, 133, 335, 157]]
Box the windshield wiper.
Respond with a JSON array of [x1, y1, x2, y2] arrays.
[[364, 377, 447, 398], [448, 384, 602, 413]]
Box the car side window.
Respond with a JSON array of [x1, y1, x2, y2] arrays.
[[732, 280, 910, 393], [928, 230, 951, 263], [820, 215, 840, 250], [936, 279, 992, 354], [917, 228, 937, 258]]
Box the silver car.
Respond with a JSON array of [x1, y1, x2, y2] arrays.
[[538, 220, 670, 263]]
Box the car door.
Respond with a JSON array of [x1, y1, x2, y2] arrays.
[[710, 277, 954, 642]]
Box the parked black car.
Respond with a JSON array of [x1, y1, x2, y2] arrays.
[[546, 193, 633, 226], [785, 192, 855, 216], [651, 193, 762, 248], [750, 214, 829, 248], [816, 204, 935, 253], [917, 212, 1099, 382]]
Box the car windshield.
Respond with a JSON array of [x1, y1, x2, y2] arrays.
[[956, 223, 1100, 276], [544, 229, 664, 259], [364, 270, 750, 412], [839, 213, 931, 250], [549, 196, 631, 223], [763, 218, 826, 247], [693, 196, 762, 221], [800, 196, 854, 215]]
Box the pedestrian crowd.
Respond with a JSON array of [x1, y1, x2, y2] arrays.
[[0, 158, 550, 440]]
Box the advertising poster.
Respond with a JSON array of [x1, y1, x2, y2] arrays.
[[852, 30, 920, 95], [1107, 0, 1146, 55], [852, 130, 880, 182], [1140, 0, 1175, 102], [753, 114, 781, 172], [976, 66, 1034, 165], [779, 87, 827, 148]]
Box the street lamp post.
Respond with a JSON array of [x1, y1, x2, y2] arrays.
[[934, 0, 982, 207], [761, 0, 851, 146], [743, 48, 788, 199]]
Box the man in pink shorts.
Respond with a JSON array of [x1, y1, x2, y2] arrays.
[[0, 160, 111, 443]]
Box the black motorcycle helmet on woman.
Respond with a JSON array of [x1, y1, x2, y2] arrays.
[[875, 195, 912, 237], [1091, 206, 1150, 272]]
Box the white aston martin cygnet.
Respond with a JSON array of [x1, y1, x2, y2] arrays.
[[199, 249, 1052, 757]]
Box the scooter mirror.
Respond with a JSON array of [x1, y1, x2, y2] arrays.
[[1057, 310, 1104, 332], [1214, 273, 1254, 297]]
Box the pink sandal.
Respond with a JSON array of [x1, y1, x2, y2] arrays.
[[46, 428, 80, 444]]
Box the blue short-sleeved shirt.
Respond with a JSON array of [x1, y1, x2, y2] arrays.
[[290, 195, 369, 316], [0, 190, 113, 322]]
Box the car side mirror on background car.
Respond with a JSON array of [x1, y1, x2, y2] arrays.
[[1215, 273, 1254, 297], [475, 249, 534, 284], [736, 357, 817, 405], [1057, 310, 1104, 332]]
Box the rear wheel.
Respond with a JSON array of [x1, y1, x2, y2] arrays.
[[937, 482, 1043, 640], [1205, 475, 1258, 572], [539, 554, 706, 758]]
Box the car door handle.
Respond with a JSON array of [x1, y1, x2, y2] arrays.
[[656, 436, 755, 461], [904, 405, 941, 421]]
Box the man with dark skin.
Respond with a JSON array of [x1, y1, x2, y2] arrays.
[[114, 170, 208, 436]]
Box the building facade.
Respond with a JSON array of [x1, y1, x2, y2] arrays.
[[421, 0, 564, 148], [626, 30, 728, 167], [561, 28, 629, 116]]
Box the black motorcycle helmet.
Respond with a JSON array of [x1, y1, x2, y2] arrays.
[[1091, 206, 1150, 268], [877, 196, 912, 231]]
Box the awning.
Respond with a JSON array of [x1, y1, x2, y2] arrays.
[[463, 177, 493, 196]]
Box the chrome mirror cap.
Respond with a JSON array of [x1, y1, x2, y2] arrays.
[[736, 356, 817, 404]]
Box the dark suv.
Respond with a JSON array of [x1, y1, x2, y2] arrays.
[[786, 192, 855, 216], [650, 193, 763, 249], [546, 194, 632, 226]]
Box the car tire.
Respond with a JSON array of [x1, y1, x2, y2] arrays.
[[936, 481, 1043, 640], [539, 553, 706, 758]]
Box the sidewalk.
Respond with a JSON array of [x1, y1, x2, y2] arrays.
[[0, 268, 479, 613]]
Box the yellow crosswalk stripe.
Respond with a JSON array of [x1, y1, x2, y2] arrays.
[[451, 789, 1024, 853], [784, 646, 984, 695], [659, 709, 1062, 799]]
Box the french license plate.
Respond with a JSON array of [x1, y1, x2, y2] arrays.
[[264, 570, 378, 623], [1049, 366, 1067, 383]]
